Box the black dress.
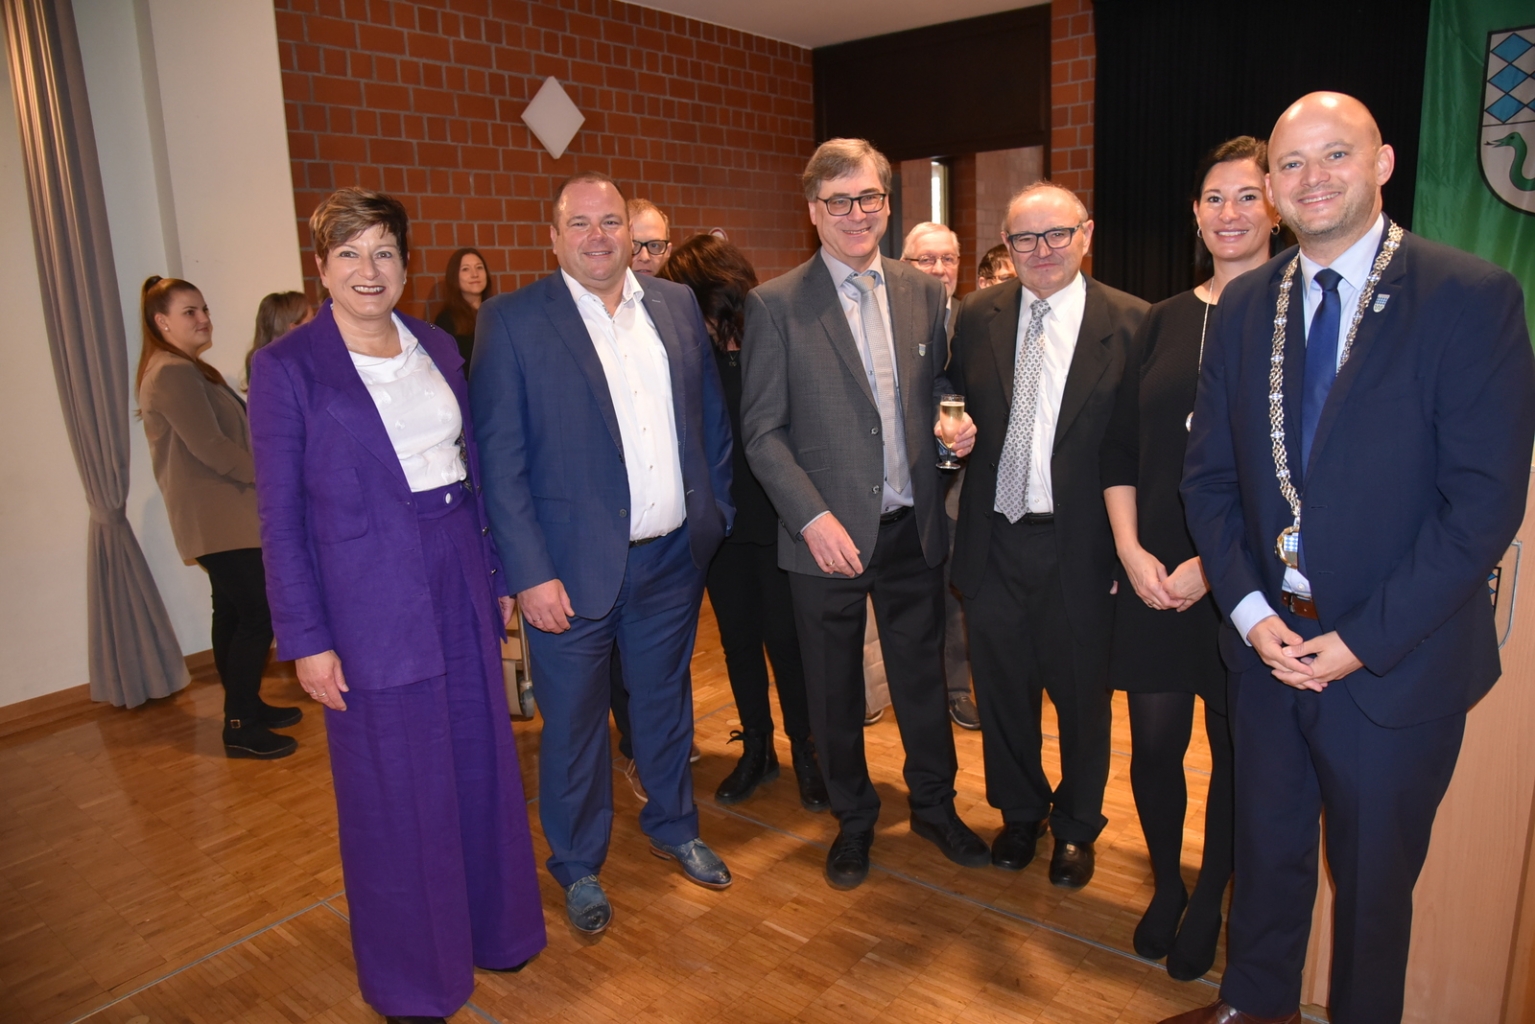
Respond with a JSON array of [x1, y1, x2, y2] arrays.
[[433, 308, 476, 367], [1100, 289, 1225, 711]]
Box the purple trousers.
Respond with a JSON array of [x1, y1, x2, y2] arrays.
[[325, 483, 546, 1017]]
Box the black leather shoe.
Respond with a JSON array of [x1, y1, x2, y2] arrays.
[[223, 719, 297, 759], [947, 695, 981, 730], [258, 701, 303, 729], [825, 829, 873, 890], [1133, 885, 1188, 960], [715, 729, 779, 805], [477, 955, 534, 973], [990, 819, 1047, 871], [1048, 838, 1095, 889], [910, 807, 989, 867], [790, 737, 830, 812], [385, 1017, 446, 1024], [1166, 894, 1223, 980]]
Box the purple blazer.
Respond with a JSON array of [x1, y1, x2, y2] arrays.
[[248, 302, 508, 690]]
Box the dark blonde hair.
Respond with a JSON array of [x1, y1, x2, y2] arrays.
[[244, 290, 309, 390], [136, 276, 225, 395], [656, 235, 759, 352], [309, 187, 410, 265], [801, 138, 891, 202], [436, 247, 495, 337], [627, 197, 669, 232]]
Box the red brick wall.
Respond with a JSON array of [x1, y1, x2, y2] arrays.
[[274, 0, 817, 316], [1051, 0, 1094, 276]]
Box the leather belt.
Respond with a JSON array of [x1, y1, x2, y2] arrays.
[[879, 506, 911, 524], [1281, 590, 1319, 620], [630, 526, 678, 548]]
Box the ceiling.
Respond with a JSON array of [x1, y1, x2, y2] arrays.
[[623, 0, 1049, 49]]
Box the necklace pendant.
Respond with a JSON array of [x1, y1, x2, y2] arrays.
[[1277, 523, 1301, 569], [1186, 412, 1193, 433]]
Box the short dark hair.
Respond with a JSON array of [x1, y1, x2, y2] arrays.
[[1191, 135, 1269, 204], [309, 187, 410, 265], [553, 172, 627, 223], [801, 138, 891, 202], [977, 244, 1013, 284], [655, 234, 759, 352]]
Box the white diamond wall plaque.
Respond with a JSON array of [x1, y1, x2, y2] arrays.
[[521, 77, 585, 160]]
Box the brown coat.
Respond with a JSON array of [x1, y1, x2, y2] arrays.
[[138, 349, 261, 561]]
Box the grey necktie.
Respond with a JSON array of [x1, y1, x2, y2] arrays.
[[847, 272, 909, 496], [995, 298, 1051, 523]]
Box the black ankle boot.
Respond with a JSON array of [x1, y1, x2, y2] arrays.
[[714, 729, 778, 804], [258, 700, 303, 729], [223, 718, 297, 760], [790, 736, 830, 812]]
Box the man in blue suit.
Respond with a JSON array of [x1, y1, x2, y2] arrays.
[[470, 172, 735, 936], [1171, 93, 1535, 1024]]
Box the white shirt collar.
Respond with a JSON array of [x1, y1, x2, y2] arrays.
[[1019, 271, 1087, 319], [560, 267, 645, 312], [820, 248, 884, 289], [1299, 213, 1386, 292]]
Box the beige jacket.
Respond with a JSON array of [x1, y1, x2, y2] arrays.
[[138, 349, 262, 561]]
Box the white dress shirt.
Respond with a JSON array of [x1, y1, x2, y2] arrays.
[[1014, 272, 1087, 514], [562, 268, 685, 542], [819, 248, 913, 515], [349, 316, 465, 493], [1229, 214, 1387, 643]]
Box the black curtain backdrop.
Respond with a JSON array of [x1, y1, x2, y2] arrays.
[[1093, 0, 1432, 304]]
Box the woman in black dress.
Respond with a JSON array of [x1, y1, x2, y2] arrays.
[[657, 235, 829, 812], [1101, 136, 1281, 981], [432, 247, 493, 366]]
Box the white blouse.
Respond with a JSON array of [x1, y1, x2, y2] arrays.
[[349, 317, 466, 492]]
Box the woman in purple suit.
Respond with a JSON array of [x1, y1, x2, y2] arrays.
[[248, 188, 546, 1024]]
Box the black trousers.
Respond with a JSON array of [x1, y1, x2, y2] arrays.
[[194, 547, 273, 722], [966, 517, 1112, 843], [788, 510, 958, 833], [707, 540, 811, 741], [942, 514, 972, 700], [1220, 645, 1464, 1024]]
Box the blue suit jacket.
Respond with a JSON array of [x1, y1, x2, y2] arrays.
[[1182, 225, 1535, 727], [469, 271, 734, 618], [248, 302, 507, 689]]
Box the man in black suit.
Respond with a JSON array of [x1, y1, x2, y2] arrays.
[[948, 181, 1148, 889], [742, 138, 989, 890], [1168, 93, 1534, 1024]]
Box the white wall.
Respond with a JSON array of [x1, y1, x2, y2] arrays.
[[0, 0, 300, 706]]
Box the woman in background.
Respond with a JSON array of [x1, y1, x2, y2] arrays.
[[243, 290, 312, 391], [249, 188, 544, 1024], [1100, 136, 1280, 981], [137, 276, 299, 759], [433, 246, 492, 366], [657, 235, 828, 813]]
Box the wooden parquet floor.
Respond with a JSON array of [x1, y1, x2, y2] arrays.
[[0, 598, 1237, 1024]]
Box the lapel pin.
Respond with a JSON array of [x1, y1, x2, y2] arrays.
[[918, 343, 928, 357], [1373, 293, 1391, 313]]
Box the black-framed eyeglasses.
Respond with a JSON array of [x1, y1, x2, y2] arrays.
[[903, 254, 959, 270], [816, 192, 888, 216], [1006, 223, 1084, 254], [632, 239, 671, 256]]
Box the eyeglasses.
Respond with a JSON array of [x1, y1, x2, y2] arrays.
[[632, 239, 671, 256], [904, 254, 959, 270], [816, 192, 888, 216], [1006, 224, 1084, 254]]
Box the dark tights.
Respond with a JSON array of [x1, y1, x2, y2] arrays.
[[1128, 691, 1234, 948]]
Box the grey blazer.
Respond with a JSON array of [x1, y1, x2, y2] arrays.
[[741, 253, 952, 576]]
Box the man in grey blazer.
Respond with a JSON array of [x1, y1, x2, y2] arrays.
[[741, 138, 989, 890]]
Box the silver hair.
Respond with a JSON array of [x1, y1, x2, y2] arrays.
[[901, 221, 960, 258]]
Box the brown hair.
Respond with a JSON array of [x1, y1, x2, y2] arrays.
[[136, 276, 226, 395], [244, 290, 309, 390], [1191, 135, 1281, 279], [801, 138, 892, 202], [553, 172, 627, 223], [309, 187, 410, 265], [655, 234, 759, 352], [977, 243, 1014, 285], [435, 247, 495, 337], [626, 197, 669, 233]]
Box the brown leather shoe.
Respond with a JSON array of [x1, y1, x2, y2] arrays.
[[1157, 1000, 1301, 1024]]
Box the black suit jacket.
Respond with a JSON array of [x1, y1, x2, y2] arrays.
[[948, 274, 1149, 643]]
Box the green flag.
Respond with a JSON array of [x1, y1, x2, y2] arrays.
[[1416, 1, 1535, 340]]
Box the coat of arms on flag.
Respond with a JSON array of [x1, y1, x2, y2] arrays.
[[1483, 25, 1535, 214]]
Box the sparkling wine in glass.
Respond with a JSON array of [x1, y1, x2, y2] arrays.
[[937, 394, 965, 470]]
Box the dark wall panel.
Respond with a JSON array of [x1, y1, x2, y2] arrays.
[[1094, 0, 1432, 304], [814, 6, 1051, 164]]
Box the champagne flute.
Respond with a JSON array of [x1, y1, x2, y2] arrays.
[[937, 393, 965, 470]]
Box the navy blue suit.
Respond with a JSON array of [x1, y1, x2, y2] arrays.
[[470, 271, 733, 887], [1182, 225, 1534, 1022]]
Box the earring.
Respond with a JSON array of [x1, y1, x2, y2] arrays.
[[1195, 227, 1203, 239], [1271, 224, 1281, 235]]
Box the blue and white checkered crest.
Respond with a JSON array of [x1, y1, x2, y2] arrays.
[[1483, 25, 1535, 214]]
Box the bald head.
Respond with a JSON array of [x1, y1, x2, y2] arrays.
[[1267, 92, 1394, 261]]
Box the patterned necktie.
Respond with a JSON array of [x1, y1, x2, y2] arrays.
[[994, 298, 1051, 523], [847, 272, 909, 496], [1301, 267, 1343, 471]]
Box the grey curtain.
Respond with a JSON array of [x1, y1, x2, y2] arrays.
[[2, 0, 187, 707]]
